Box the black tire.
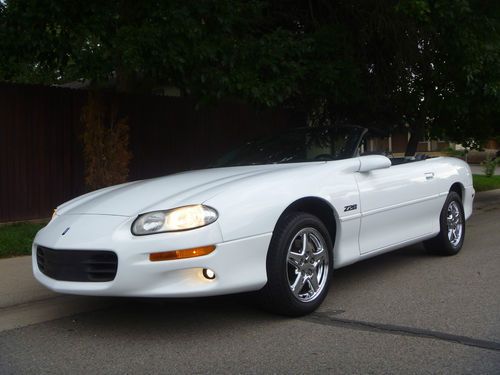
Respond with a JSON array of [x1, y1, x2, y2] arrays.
[[423, 191, 465, 256], [259, 212, 333, 316]]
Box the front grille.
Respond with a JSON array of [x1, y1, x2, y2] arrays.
[[36, 246, 118, 282]]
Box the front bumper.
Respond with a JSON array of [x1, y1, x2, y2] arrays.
[[32, 214, 271, 297]]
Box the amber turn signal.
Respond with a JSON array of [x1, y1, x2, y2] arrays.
[[149, 245, 216, 262]]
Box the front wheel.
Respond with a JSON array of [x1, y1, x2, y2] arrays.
[[424, 191, 465, 256], [259, 212, 333, 316]]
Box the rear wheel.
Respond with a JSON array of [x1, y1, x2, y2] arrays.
[[260, 212, 333, 316], [424, 191, 465, 256]]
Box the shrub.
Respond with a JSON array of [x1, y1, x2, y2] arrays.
[[481, 155, 499, 178], [82, 93, 132, 190]]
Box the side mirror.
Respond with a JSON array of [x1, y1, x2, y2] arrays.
[[358, 155, 391, 172]]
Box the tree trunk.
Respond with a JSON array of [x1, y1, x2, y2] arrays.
[[405, 129, 421, 156], [116, 65, 136, 93]]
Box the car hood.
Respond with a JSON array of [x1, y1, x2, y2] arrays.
[[58, 163, 323, 217]]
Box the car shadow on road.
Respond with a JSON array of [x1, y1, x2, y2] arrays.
[[332, 242, 430, 283], [47, 243, 440, 338]]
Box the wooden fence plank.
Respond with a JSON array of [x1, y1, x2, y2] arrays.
[[0, 83, 301, 222]]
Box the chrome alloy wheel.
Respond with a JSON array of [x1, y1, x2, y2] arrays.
[[447, 201, 463, 247], [286, 227, 329, 302]]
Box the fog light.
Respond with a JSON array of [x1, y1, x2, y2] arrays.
[[203, 268, 216, 280]]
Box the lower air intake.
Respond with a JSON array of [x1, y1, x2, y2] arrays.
[[36, 246, 118, 282]]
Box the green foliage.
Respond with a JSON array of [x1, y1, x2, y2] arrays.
[[0, 222, 45, 258], [473, 174, 500, 191], [481, 155, 499, 177], [1, 0, 499, 150], [443, 147, 467, 159]]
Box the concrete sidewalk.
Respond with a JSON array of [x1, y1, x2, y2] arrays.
[[0, 256, 54, 309], [469, 164, 500, 176], [0, 256, 113, 332]]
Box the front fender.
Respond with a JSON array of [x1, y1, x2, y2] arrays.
[[204, 160, 361, 243]]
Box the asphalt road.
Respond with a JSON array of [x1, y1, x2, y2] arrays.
[[1, 191, 499, 374]]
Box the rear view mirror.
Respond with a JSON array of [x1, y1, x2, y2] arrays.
[[358, 155, 391, 172]]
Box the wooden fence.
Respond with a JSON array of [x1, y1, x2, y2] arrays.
[[0, 83, 302, 223]]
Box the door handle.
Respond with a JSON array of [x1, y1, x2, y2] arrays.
[[425, 172, 434, 180]]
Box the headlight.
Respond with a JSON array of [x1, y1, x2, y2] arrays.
[[132, 205, 218, 235]]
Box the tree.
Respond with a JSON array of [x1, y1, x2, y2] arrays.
[[264, 1, 500, 153], [1, 0, 499, 153], [0, 0, 307, 101]]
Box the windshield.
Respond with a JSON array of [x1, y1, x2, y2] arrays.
[[211, 126, 367, 167]]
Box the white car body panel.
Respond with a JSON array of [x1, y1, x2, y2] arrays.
[[356, 159, 443, 253], [33, 155, 474, 297]]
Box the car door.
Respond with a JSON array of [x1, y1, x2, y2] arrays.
[[355, 161, 439, 254]]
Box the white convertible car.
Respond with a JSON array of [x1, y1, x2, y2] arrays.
[[33, 126, 474, 315]]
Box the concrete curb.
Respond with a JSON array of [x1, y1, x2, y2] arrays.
[[0, 256, 115, 332]]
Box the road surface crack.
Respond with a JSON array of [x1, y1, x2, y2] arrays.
[[302, 311, 500, 352]]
